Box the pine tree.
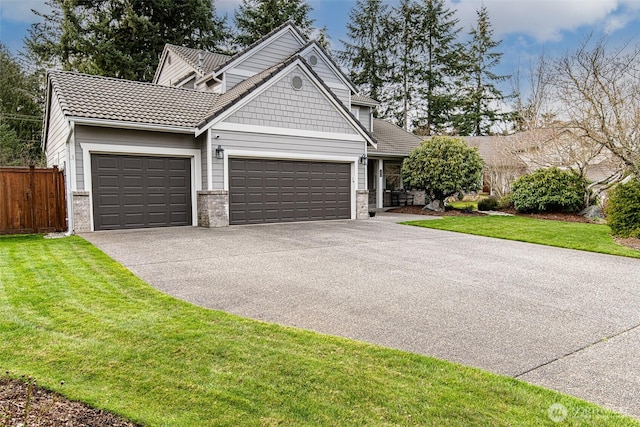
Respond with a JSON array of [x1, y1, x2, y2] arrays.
[[233, 0, 317, 48], [413, 0, 464, 136], [386, 0, 423, 130], [338, 0, 392, 104], [0, 43, 43, 165], [25, 0, 230, 82], [455, 5, 509, 136]]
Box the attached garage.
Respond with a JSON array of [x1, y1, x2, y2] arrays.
[[229, 158, 351, 225], [91, 154, 192, 230]]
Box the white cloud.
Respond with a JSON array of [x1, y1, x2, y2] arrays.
[[450, 0, 627, 42], [0, 0, 49, 24]]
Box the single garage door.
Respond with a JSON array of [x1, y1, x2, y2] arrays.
[[229, 158, 351, 225], [91, 154, 192, 230]]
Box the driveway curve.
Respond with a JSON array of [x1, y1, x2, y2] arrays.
[[83, 214, 640, 419]]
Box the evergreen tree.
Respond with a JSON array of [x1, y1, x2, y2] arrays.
[[338, 0, 392, 104], [455, 5, 509, 136], [25, 0, 230, 82], [386, 0, 423, 130], [0, 44, 43, 165], [233, 0, 318, 48], [413, 0, 464, 136]]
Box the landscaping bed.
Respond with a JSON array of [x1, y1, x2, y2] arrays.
[[0, 377, 138, 427], [388, 205, 592, 223]]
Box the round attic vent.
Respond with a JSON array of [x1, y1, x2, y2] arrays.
[[309, 55, 318, 66], [291, 75, 303, 90]]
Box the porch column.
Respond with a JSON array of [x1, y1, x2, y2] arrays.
[[377, 159, 384, 209]]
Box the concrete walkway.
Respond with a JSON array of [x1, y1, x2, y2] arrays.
[[83, 214, 640, 419]]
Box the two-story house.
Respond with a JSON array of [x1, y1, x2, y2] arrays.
[[43, 21, 419, 231]]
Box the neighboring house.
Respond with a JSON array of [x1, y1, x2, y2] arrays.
[[43, 22, 422, 232]]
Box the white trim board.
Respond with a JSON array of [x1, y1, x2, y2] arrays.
[[80, 143, 202, 231], [213, 122, 365, 142], [70, 117, 194, 134]]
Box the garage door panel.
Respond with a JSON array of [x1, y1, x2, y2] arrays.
[[229, 158, 350, 225], [92, 154, 191, 230]]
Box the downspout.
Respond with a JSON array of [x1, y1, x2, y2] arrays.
[[65, 120, 75, 235]]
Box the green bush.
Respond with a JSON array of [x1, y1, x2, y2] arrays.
[[605, 179, 640, 238], [477, 197, 499, 211], [401, 136, 484, 201], [511, 167, 587, 213], [497, 194, 513, 209]]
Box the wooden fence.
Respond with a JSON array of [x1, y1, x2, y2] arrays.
[[0, 166, 67, 235]]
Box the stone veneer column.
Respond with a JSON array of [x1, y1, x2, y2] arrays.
[[198, 190, 229, 228], [72, 191, 91, 232], [356, 189, 369, 220]]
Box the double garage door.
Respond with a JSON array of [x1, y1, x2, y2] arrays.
[[91, 154, 351, 230], [229, 158, 351, 225]]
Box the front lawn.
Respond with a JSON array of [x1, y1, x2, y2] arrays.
[[402, 216, 640, 258], [1, 235, 637, 426]]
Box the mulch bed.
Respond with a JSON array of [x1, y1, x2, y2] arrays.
[[388, 205, 640, 251], [389, 205, 592, 223], [0, 377, 139, 427]]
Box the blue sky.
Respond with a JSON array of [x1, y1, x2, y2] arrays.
[[1, 0, 639, 88]]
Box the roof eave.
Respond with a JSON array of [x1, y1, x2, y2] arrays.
[[69, 117, 196, 134]]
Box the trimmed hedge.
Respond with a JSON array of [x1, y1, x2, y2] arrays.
[[511, 167, 587, 213], [606, 179, 640, 238]]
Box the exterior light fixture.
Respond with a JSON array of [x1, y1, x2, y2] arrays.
[[360, 154, 368, 165], [215, 145, 224, 159]]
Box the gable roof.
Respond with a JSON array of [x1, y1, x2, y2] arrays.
[[197, 55, 377, 147], [48, 70, 219, 129], [297, 41, 359, 94], [152, 44, 231, 84], [211, 21, 307, 77], [369, 119, 421, 156], [47, 58, 377, 147], [352, 94, 380, 107]]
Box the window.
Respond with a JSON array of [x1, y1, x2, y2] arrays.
[[351, 107, 360, 120], [384, 162, 402, 190]]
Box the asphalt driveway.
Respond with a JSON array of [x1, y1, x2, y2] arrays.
[[83, 213, 640, 419]]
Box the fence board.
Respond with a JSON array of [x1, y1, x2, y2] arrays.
[[0, 167, 67, 235]]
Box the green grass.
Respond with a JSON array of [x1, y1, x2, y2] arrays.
[[403, 216, 640, 258], [1, 235, 637, 426]]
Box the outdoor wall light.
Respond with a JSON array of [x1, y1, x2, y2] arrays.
[[360, 154, 368, 165], [215, 145, 224, 159]]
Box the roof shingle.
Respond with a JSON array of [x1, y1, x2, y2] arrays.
[[165, 44, 231, 75], [49, 70, 219, 128], [369, 119, 422, 156]]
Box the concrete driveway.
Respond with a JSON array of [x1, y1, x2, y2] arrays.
[[83, 214, 640, 419]]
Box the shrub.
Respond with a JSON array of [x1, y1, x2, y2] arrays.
[[605, 179, 640, 238], [477, 197, 499, 211], [497, 194, 513, 209], [511, 167, 587, 213], [401, 136, 484, 201]]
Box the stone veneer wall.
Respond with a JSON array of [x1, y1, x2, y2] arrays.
[[72, 191, 91, 232], [356, 190, 369, 219], [198, 190, 229, 227]]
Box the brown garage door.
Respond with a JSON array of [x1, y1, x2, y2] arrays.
[[91, 154, 191, 230], [229, 158, 351, 225]]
